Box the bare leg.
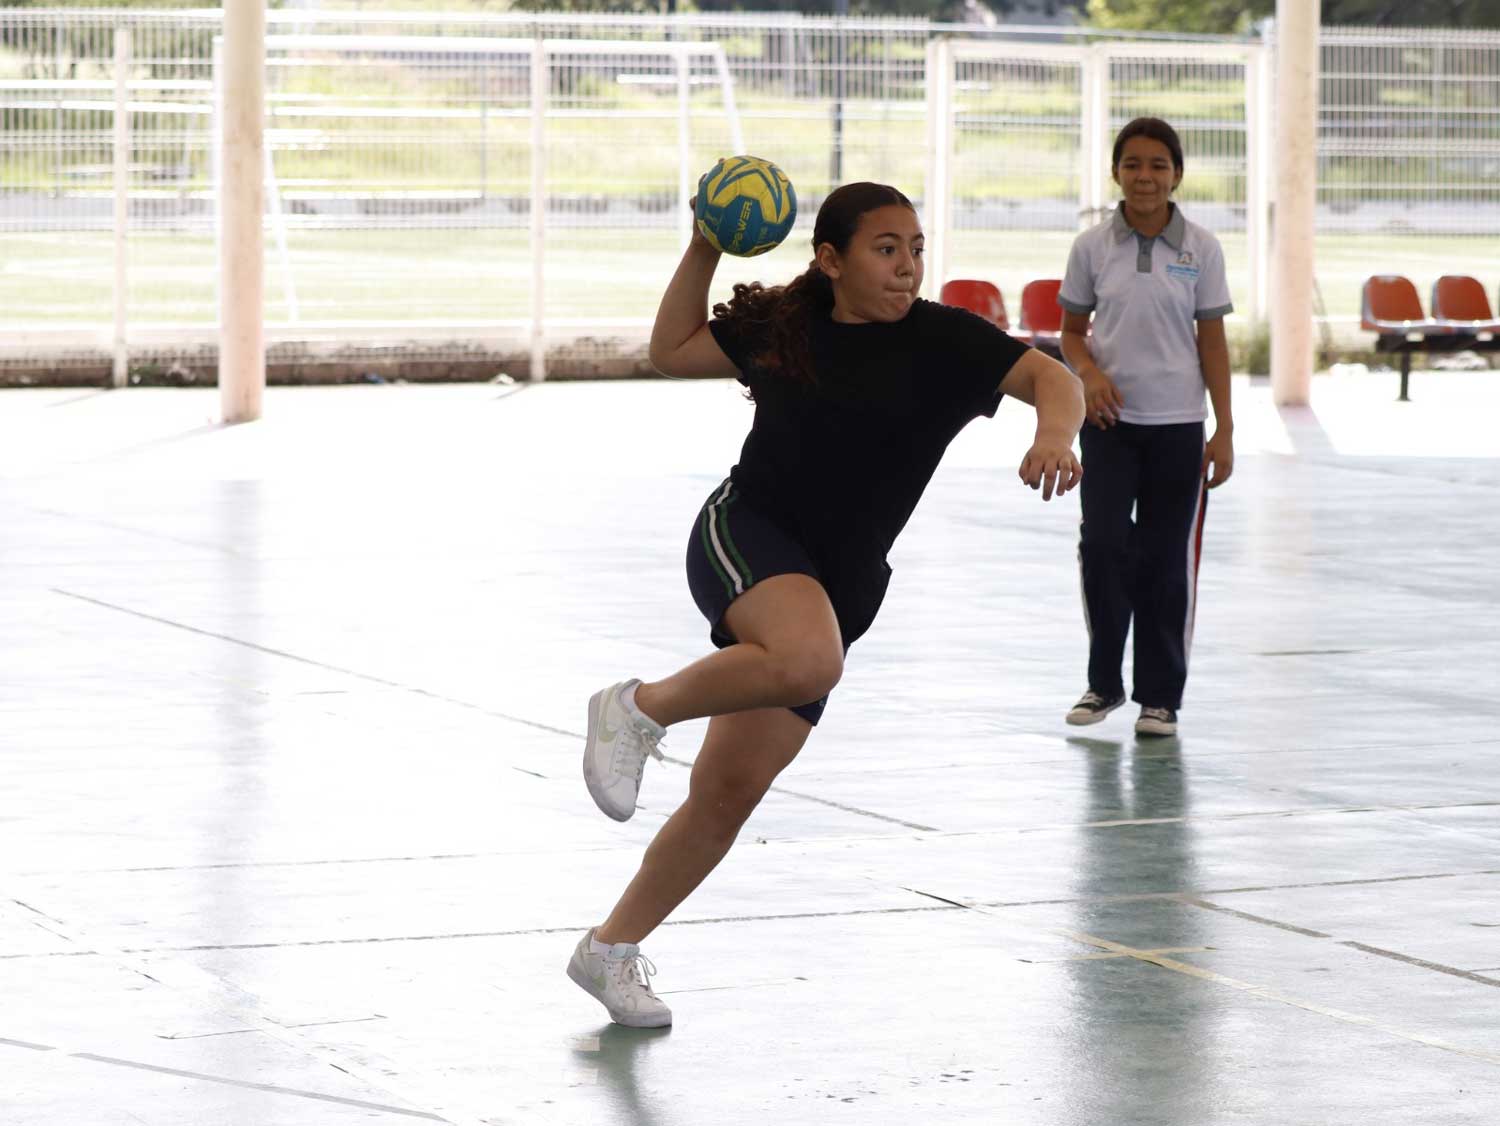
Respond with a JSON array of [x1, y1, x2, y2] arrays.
[[632, 574, 843, 728], [595, 706, 812, 945]]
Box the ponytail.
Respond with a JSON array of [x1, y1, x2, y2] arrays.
[[712, 264, 832, 393]]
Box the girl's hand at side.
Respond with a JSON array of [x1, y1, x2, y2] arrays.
[[1203, 427, 1234, 488], [1019, 439, 1082, 502], [1082, 369, 1125, 428]]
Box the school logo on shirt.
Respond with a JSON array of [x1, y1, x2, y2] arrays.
[[1166, 250, 1200, 281]]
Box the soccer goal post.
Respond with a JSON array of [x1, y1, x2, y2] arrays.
[[214, 32, 744, 384]]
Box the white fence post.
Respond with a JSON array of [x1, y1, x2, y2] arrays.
[[219, 0, 265, 424], [923, 36, 951, 295], [1083, 44, 1109, 227], [1246, 42, 1272, 327], [712, 46, 744, 156], [677, 48, 693, 251], [265, 143, 299, 322], [112, 29, 130, 389], [529, 35, 546, 383]]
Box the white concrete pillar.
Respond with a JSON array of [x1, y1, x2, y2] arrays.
[[1271, 0, 1320, 405], [219, 0, 265, 423]]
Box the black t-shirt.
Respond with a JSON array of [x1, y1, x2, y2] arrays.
[[707, 297, 1030, 585]]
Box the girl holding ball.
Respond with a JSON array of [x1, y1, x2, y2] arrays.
[[566, 178, 1085, 1028]]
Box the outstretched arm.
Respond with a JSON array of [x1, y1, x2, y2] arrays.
[[649, 230, 741, 379], [998, 349, 1086, 501]]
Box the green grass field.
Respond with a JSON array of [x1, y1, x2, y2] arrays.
[[5, 228, 1497, 336]]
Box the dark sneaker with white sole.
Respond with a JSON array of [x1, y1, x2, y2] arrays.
[[1135, 706, 1178, 737], [1066, 690, 1126, 726]]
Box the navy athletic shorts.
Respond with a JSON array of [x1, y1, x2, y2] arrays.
[[685, 478, 889, 726]]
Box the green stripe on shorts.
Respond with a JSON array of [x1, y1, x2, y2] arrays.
[[715, 493, 754, 588], [700, 503, 736, 599]]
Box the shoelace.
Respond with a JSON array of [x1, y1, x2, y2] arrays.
[[1141, 707, 1172, 721], [1079, 692, 1107, 707], [609, 951, 659, 997], [613, 723, 665, 782]]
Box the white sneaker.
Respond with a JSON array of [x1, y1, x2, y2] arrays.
[[1065, 690, 1126, 726], [583, 680, 666, 822], [566, 928, 673, 1028]]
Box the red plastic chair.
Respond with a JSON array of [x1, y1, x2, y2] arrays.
[[1361, 275, 1449, 402], [939, 279, 1008, 330], [1017, 278, 1064, 353], [1430, 275, 1500, 333], [1360, 275, 1444, 336]]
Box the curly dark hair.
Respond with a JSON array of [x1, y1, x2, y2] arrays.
[[712, 181, 915, 392]]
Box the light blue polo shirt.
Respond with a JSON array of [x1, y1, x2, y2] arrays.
[[1058, 203, 1232, 426]]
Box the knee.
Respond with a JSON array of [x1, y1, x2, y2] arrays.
[[769, 645, 843, 706], [691, 770, 771, 834]]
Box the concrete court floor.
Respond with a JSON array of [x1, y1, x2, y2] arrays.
[[1, 369, 1498, 1126]]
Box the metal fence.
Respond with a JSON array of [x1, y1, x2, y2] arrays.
[[1, 10, 1498, 382]]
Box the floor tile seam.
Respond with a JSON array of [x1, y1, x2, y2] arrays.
[[22, 502, 248, 558], [6, 871, 1495, 959], [0, 905, 968, 957], [0, 893, 493, 1126], [50, 587, 579, 740], [1178, 895, 1500, 988], [0, 1036, 446, 1121]]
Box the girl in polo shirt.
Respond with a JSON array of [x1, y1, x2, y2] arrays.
[[565, 181, 1086, 1028], [1058, 117, 1235, 739]]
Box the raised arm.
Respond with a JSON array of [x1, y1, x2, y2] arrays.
[[998, 348, 1086, 501], [648, 230, 741, 379]]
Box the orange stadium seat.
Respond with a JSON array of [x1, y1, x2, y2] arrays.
[[939, 279, 1009, 330]]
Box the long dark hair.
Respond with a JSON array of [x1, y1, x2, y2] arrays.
[[712, 181, 915, 391], [1111, 116, 1184, 174]]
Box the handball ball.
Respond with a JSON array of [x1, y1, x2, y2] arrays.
[[694, 155, 797, 257]]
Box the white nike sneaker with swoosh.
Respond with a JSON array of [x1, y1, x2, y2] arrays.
[[583, 680, 666, 822], [566, 928, 672, 1028]]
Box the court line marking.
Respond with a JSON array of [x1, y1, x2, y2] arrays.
[[1053, 927, 1500, 1069]]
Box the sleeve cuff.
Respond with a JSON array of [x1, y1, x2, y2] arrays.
[[1195, 303, 1233, 320], [1057, 295, 1095, 315]]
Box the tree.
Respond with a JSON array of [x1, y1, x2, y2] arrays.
[[1087, 0, 1500, 31]]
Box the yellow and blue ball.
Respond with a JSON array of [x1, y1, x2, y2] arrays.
[[694, 155, 797, 258]]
